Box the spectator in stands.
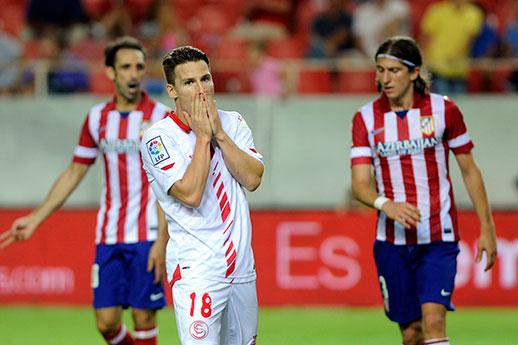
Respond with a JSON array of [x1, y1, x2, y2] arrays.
[[420, 0, 483, 95], [248, 40, 294, 98], [353, 0, 410, 57], [26, 0, 88, 42], [306, 0, 360, 59], [139, 0, 190, 59], [0, 20, 23, 94], [97, 0, 133, 39], [503, 0, 518, 91], [38, 30, 89, 94], [232, 0, 298, 41], [470, 3, 501, 59]]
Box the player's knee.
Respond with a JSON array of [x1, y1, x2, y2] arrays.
[[132, 308, 157, 329], [400, 321, 423, 345], [96, 318, 120, 335]]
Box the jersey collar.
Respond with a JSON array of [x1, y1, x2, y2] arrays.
[[168, 111, 191, 133]]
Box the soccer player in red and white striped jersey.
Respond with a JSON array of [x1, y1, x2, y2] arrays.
[[0, 37, 169, 345], [350, 36, 497, 345]]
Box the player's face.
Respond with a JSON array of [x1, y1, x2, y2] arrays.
[[376, 57, 418, 106], [109, 48, 146, 103], [167, 60, 214, 116]]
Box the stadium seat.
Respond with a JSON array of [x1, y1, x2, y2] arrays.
[[212, 70, 251, 94], [490, 67, 513, 92], [212, 38, 248, 61], [89, 67, 113, 95], [69, 39, 107, 62], [297, 67, 332, 94], [336, 70, 376, 94], [0, 4, 25, 36], [266, 37, 306, 59]]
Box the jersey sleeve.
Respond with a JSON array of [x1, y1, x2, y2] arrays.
[[229, 111, 264, 164], [444, 98, 474, 155], [350, 111, 372, 166], [73, 114, 98, 165], [140, 127, 188, 195]]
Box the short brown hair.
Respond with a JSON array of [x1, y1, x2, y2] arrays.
[[162, 46, 210, 85], [104, 36, 146, 68]]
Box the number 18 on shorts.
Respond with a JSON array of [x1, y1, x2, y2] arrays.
[[172, 279, 258, 345]]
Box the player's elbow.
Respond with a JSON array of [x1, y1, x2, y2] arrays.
[[180, 194, 203, 208], [245, 178, 261, 192], [243, 172, 263, 192], [168, 185, 203, 208]]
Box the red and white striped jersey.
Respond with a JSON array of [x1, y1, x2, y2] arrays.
[[73, 93, 170, 245], [350, 92, 474, 245], [141, 110, 263, 284]]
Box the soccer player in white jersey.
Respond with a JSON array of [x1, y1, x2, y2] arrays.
[[140, 46, 264, 345], [0, 37, 169, 345], [350, 36, 497, 345]]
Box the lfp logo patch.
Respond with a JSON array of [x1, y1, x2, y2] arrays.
[[146, 136, 170, 165]]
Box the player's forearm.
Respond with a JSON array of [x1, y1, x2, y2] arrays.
[[351, 180, 379, 208], [215, 133, 263, 191], [155, 202, 169, 246], [462, 166, 494, 229], [351, 165, 379, 208], [32, 163, 88, 225], [169, 137, 211, 207]]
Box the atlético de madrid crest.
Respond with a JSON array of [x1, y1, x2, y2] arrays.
[[420, 116, 435, 136]]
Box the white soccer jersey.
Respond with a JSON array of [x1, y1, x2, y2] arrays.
[[350, 92, 473, 245], [141, 110, 263, 285], [73, 93, 170, 245]]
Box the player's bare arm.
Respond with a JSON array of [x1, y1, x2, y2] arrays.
[[205, 96, 263, 192], [352, 164, 421, 229], [0, 162, 89, 249], [148, 202, 168, 283], [455, 152, 497, 271], [169, 93, 213, 207]]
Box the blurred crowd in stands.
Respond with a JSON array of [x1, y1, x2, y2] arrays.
[[0, 0, 518, 96]]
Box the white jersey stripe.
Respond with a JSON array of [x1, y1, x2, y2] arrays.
[[74, 146, 98, 158], [351, 147, 372, 158], [448, 132, 471, 148], [105, 111, 121, 244]]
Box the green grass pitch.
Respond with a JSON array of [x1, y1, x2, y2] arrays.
[[0, 306, 517, 344]]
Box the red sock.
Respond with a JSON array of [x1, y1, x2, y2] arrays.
[[103, 324, 134, 345], [134, 326, 158, 345]]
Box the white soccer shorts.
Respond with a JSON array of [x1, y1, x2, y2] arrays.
[[172, 278, 258, 345]]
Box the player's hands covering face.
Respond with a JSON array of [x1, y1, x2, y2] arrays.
[[183, 92, 212, 140]]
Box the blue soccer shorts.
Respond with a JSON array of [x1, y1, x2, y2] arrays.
[[373, 240, 460, 324], [92, 241, 166, 310]]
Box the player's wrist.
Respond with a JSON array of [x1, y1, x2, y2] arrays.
[[373, 196, 390, 211]]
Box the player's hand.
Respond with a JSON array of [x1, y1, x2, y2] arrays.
[[381, 201, 421, 229], [0, 215, 38, 249], [205, 96, 223, 140], [147, 240, 166, 284], [184, 92, 212, 140], [476, 224, 497, 271]]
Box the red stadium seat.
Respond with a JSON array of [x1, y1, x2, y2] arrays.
[[297, 67, 332, 94], [490, 67, 512, 92], [266, 37, 306, 59], [336, 70, 377, 94], [212, 38, 248, 61], [0, 4, 25, 36], [89, 67, 113, 95], [212, 70, 251, 94], [69, 39, 107, 62]]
